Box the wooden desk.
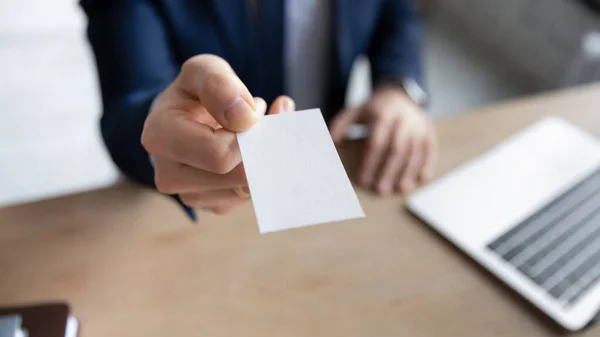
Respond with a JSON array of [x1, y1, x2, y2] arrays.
[[1, 84, 599, 336]]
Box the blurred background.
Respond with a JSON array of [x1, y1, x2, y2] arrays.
[[1, 0, 599, 206]]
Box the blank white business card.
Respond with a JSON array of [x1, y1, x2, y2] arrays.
[[237, 109, 365, 234]]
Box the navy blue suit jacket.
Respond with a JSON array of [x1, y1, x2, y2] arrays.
[[80, 0, 424, 196]]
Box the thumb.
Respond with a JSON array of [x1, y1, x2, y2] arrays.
[[177, 55, 258, 132], [329, 106, 361, 144]]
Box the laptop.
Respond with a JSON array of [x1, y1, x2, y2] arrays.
[[406, 116, 600, 331]]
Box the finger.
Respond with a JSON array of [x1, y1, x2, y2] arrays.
[[177, 54, 259, 131], [375, 120, 410, 196], [153, 157, 248, 194], [143, 97, 265, 173], [329, 106, 361, 144], [398, 136, 426, 194], [202, 197, 248, 214], [207, 97, 266, 130], [143, 111, 241, 173], [208, 205, 234, 215], [359, 118, 394, 188], [180, 188, 249, 209], [268, 96, 295, 115], [420, 127, 437, 182], [254, 97, 268, 116], [205, 202, 243, 215]]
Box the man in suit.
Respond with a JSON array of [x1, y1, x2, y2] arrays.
[[80, 0, 436, 215]]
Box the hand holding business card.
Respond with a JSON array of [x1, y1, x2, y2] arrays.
[[237, 109, 365, 233]]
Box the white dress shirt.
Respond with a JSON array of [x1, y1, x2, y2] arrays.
[[284, 0, 331, 110]]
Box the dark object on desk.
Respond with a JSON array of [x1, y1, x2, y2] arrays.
[[0, 303, 78, 337]]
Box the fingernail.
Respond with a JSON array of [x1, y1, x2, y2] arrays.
[[224, 96, 256, 128], [254, 97, 267, 116], [283, 98, 295, 113]]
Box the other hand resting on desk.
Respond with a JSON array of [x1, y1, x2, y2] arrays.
[[330, 85, 437, 196]]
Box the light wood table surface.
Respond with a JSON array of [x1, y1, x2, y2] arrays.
[[1, 84, 599, 336]]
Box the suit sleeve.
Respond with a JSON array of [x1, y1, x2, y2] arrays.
[[80, 0, 179, 188], [367, 0, 424, 88]]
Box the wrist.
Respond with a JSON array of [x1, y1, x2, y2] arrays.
[[370, 85, 422, 112], [374, 77, 429, 108]]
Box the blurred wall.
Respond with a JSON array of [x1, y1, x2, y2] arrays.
[[439, 0, 600, 87], [0, 0, 119, 205]]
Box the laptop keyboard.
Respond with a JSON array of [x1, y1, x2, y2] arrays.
[[488, 167, 600, 307]]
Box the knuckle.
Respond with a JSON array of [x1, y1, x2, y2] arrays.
[[377, 181, 388, 193], [203, 72, 235, 98], [141, 133, 158, 155], [368, 136, 386, 151], [397, 179, 404, 188], [140, 131, 153, 153], [141, 119, 159, 154], [205, 141, 237, 174]]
